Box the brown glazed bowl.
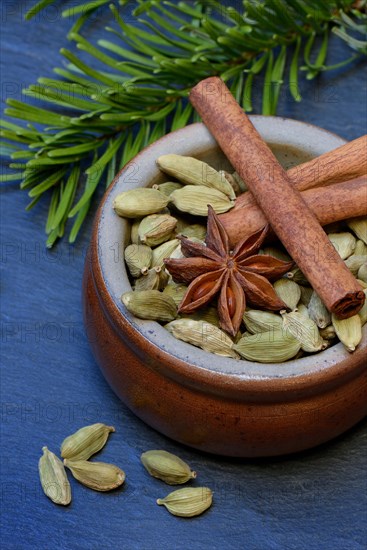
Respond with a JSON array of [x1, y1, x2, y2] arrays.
[[83, 116, 367, 457]]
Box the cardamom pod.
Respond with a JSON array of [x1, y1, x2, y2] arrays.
[[61, 423, 115, 461], [347, 218, 367, 244], [156, 154, 235, 199], [355, 239, 367, 256], [165, 319, 239, 359], [296, 303, 310, 318], [259, 247, 292, 262], [138, 214, 177, 247], [170, 185, 234, 216], [114, 188, 168, 218], [307, 291, 331, 329], [328, 232, 356, 259], [151, 239, 180, 268], [218, 170, 241, 195], [299, 285, 313, 306], [331, 313, 362, 352], [176, 224, 207, 241], [358, 262, 367, 283], [233, 330, 301, 362], [231, 171, 248, 193], [153, 181, 183, 196], [320, 325, 337, 341], [358, 290, 367, 325], [274, 279, 301, 310], [344, 254, 367, 276], [122, 290, 177, 321], [184, 305, 220, 327], [134, 267, 168, 291], [281, 310, 325, 353], [124, 244, 152, 278], [39, 447, 71, 506], [356, 278, 367, 289], [64, 460, 125, 492], [243, 309, 283, 334], [157, 487, 213, 517], [285, 267, 308, 286], [130, 219, 141, 245], [163, 283, 188, 307], [141, 450, 196, 485]]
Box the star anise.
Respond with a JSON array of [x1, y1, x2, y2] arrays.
[[164, 205, 294, 337]]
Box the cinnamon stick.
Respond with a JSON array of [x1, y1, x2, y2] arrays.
[[220, 176, 367, 246], [189, 77, 365, 319], [234, 135, 367, 211]]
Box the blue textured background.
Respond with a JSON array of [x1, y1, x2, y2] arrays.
[[1, 2, 367, 549]]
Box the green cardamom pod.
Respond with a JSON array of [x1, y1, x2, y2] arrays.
[[355, 239, 367, 256], [176, 223, 207, 241], [134, 267, 161, 291], [157, 487, 213, 517], [274, 279, 301, 310], [165, 319, 239, 359], [332, 313, 362, 352], [347, 218, 367, 245], [243, 309, 283, 334], [299, 285, 313, 306], [64, 460, 125, 492], [259, 247, 291, 262], [138, 214, 177, 247], [153, 181, 183, 196], [328, 232, 356, 259], [113, 188, 169, 218], [307, 291, 331, 329], [233, 330, 301, 363], [344, 255, 367, 276], [281, 310, 325, 353], [358, 262, 367, 283], [163, 283, 188, 307], [124, 244, 152, 278], [157, 154, 235, 199], [358, 289, 367, 325], [320, 325, 337, 341], [285, 267, 309, 286], [122, 290, 177, 321], [39, 447, 71, 506], [170, 185, 234, 216], [141, 450, 196, 485], [61, 423, 115, 461], [151, 239, 180, 268]]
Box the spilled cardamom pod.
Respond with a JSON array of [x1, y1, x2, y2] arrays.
[[358, 262, 367, 283], [355, 239, 367, 256], [165, 319, 239, 358], [274, 279, 301, 310], [157, 487, 213, 517], [122, 290, 177, 321], [331, 313, 362, 352], [114, 188, 168, 218], [39, 447, 71, 506], [64, 460, 125, 492], [124, 244, 152, 278], [141, 450, 196, 485], [233, 330, 301, 362], [61, 423, 115, 461], [169, 185, 234, 216], [157, 154, 235, 199], [345, 254, 366, 276]]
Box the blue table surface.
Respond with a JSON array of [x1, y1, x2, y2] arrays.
[[1, 2, 367, 549]]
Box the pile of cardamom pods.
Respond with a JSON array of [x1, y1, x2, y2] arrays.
[[115, 155, 367, 363], [39, 423, 212, 517]]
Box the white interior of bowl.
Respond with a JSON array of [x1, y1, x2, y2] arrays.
[[97, 116, 366, 380]]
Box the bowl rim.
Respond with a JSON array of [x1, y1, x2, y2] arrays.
[[89, 116, 367, 400]]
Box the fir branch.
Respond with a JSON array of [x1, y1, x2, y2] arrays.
[[1, 0, 366, 246]]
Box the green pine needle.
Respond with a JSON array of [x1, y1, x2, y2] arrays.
[[1, 0, 366, 246]]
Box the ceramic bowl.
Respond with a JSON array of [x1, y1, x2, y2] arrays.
[[83, 116, 367, 457]]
